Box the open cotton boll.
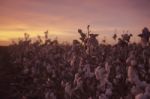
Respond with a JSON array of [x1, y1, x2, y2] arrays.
[[131, 59, 137, 66], [76, 77, 83, 89], [49, 93, 56, 99], [99, 94, 108, 99], [105, 62, 111, 73], [61, 80, 66, 88], [46, 64, 52, 73], [95, 66, 101, 80], [131, 86, 143, 96], [105, 88, 112, 96], [45, 91, 56, 99], [23, 67, 29, 74], [144, 85, 150, 98], [21, 96, 27, 99], [145, 85, 150, 93], [127, 64, 140, 85], [127, 66, 135, 83], [126, 52, 135, 64], [88, 96, 93, 99], [135, 93, 145, 99], [65, 82, 72, 96], [95, 66, 106, 80], [126, 57, 132, 65], [83, 64, 94, 78], [74, 73, 79, 85]]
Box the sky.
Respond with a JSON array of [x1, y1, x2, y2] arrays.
[[0, 0, 150, 45]]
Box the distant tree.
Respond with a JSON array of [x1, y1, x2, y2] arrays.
[[113, 34, 117, 41], [102, 36, 106, 44]]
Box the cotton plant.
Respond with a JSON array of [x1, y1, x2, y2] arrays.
[[78, 25, 99, 56], [83, 63, 94, 78], [127, 59, 141, 84], [104, 61, 112, 78], [127, 59, 148, 99], [138, 27, 150, 47], [45, 89, 56, 99], [95, 66, 109, 82], [94, 66, 112, 96], [73, 73, 80, 85], [64, 82, 72, 99], [86, 34, 99, 56]]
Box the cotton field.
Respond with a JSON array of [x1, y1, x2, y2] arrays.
[[3, 26, 150, 99]]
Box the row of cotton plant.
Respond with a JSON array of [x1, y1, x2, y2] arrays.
[[8, 27, 150, 99]]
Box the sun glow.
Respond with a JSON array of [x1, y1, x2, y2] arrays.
[[0, 0, 150, 45]]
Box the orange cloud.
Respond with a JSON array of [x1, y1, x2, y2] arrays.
[[0, 0, 150, 45]]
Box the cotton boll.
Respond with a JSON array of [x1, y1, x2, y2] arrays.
[[45, 91, 50, 99], [95, 66, 106, 81], [46, 64, 52, 73], [88, 96, 93, 99], [113, 79, 117, 84], [70, 56, 75, 66], [126, 52, 135, 64], [126, 57, 131, 65], [74, 73, 79, 85], [50, 92, 56, 99], [61, 80, 66, 88], [135, 93, 144, 99], [52, 70, 56, 78], [131, 86, 143, 96], [99, 94, 108, 99], [31, 67, 36, 75], [83, 64, 92, 78], [144, 85, 150, 98], [145, 85, 150, 93], [45, 91, 56, 99], [21, 96, 27, 99], [65, 82, 72, 96], [131, 59, 137, 67], [95, 66, 101, 80], [127, 66, 134, 83], [105, 88, 112, 96], [127, 66, 140, 84], [76, 77, 83, 89], [105, 62, 111, 73], [116, 74, 122, 79], [23, 67, 29, 74]]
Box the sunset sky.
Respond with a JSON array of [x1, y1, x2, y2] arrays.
[[0, 0, 150, 45]]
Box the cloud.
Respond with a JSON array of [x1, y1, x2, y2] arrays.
[[0, 0, 150, 45], [0, 28, 27, 32]]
